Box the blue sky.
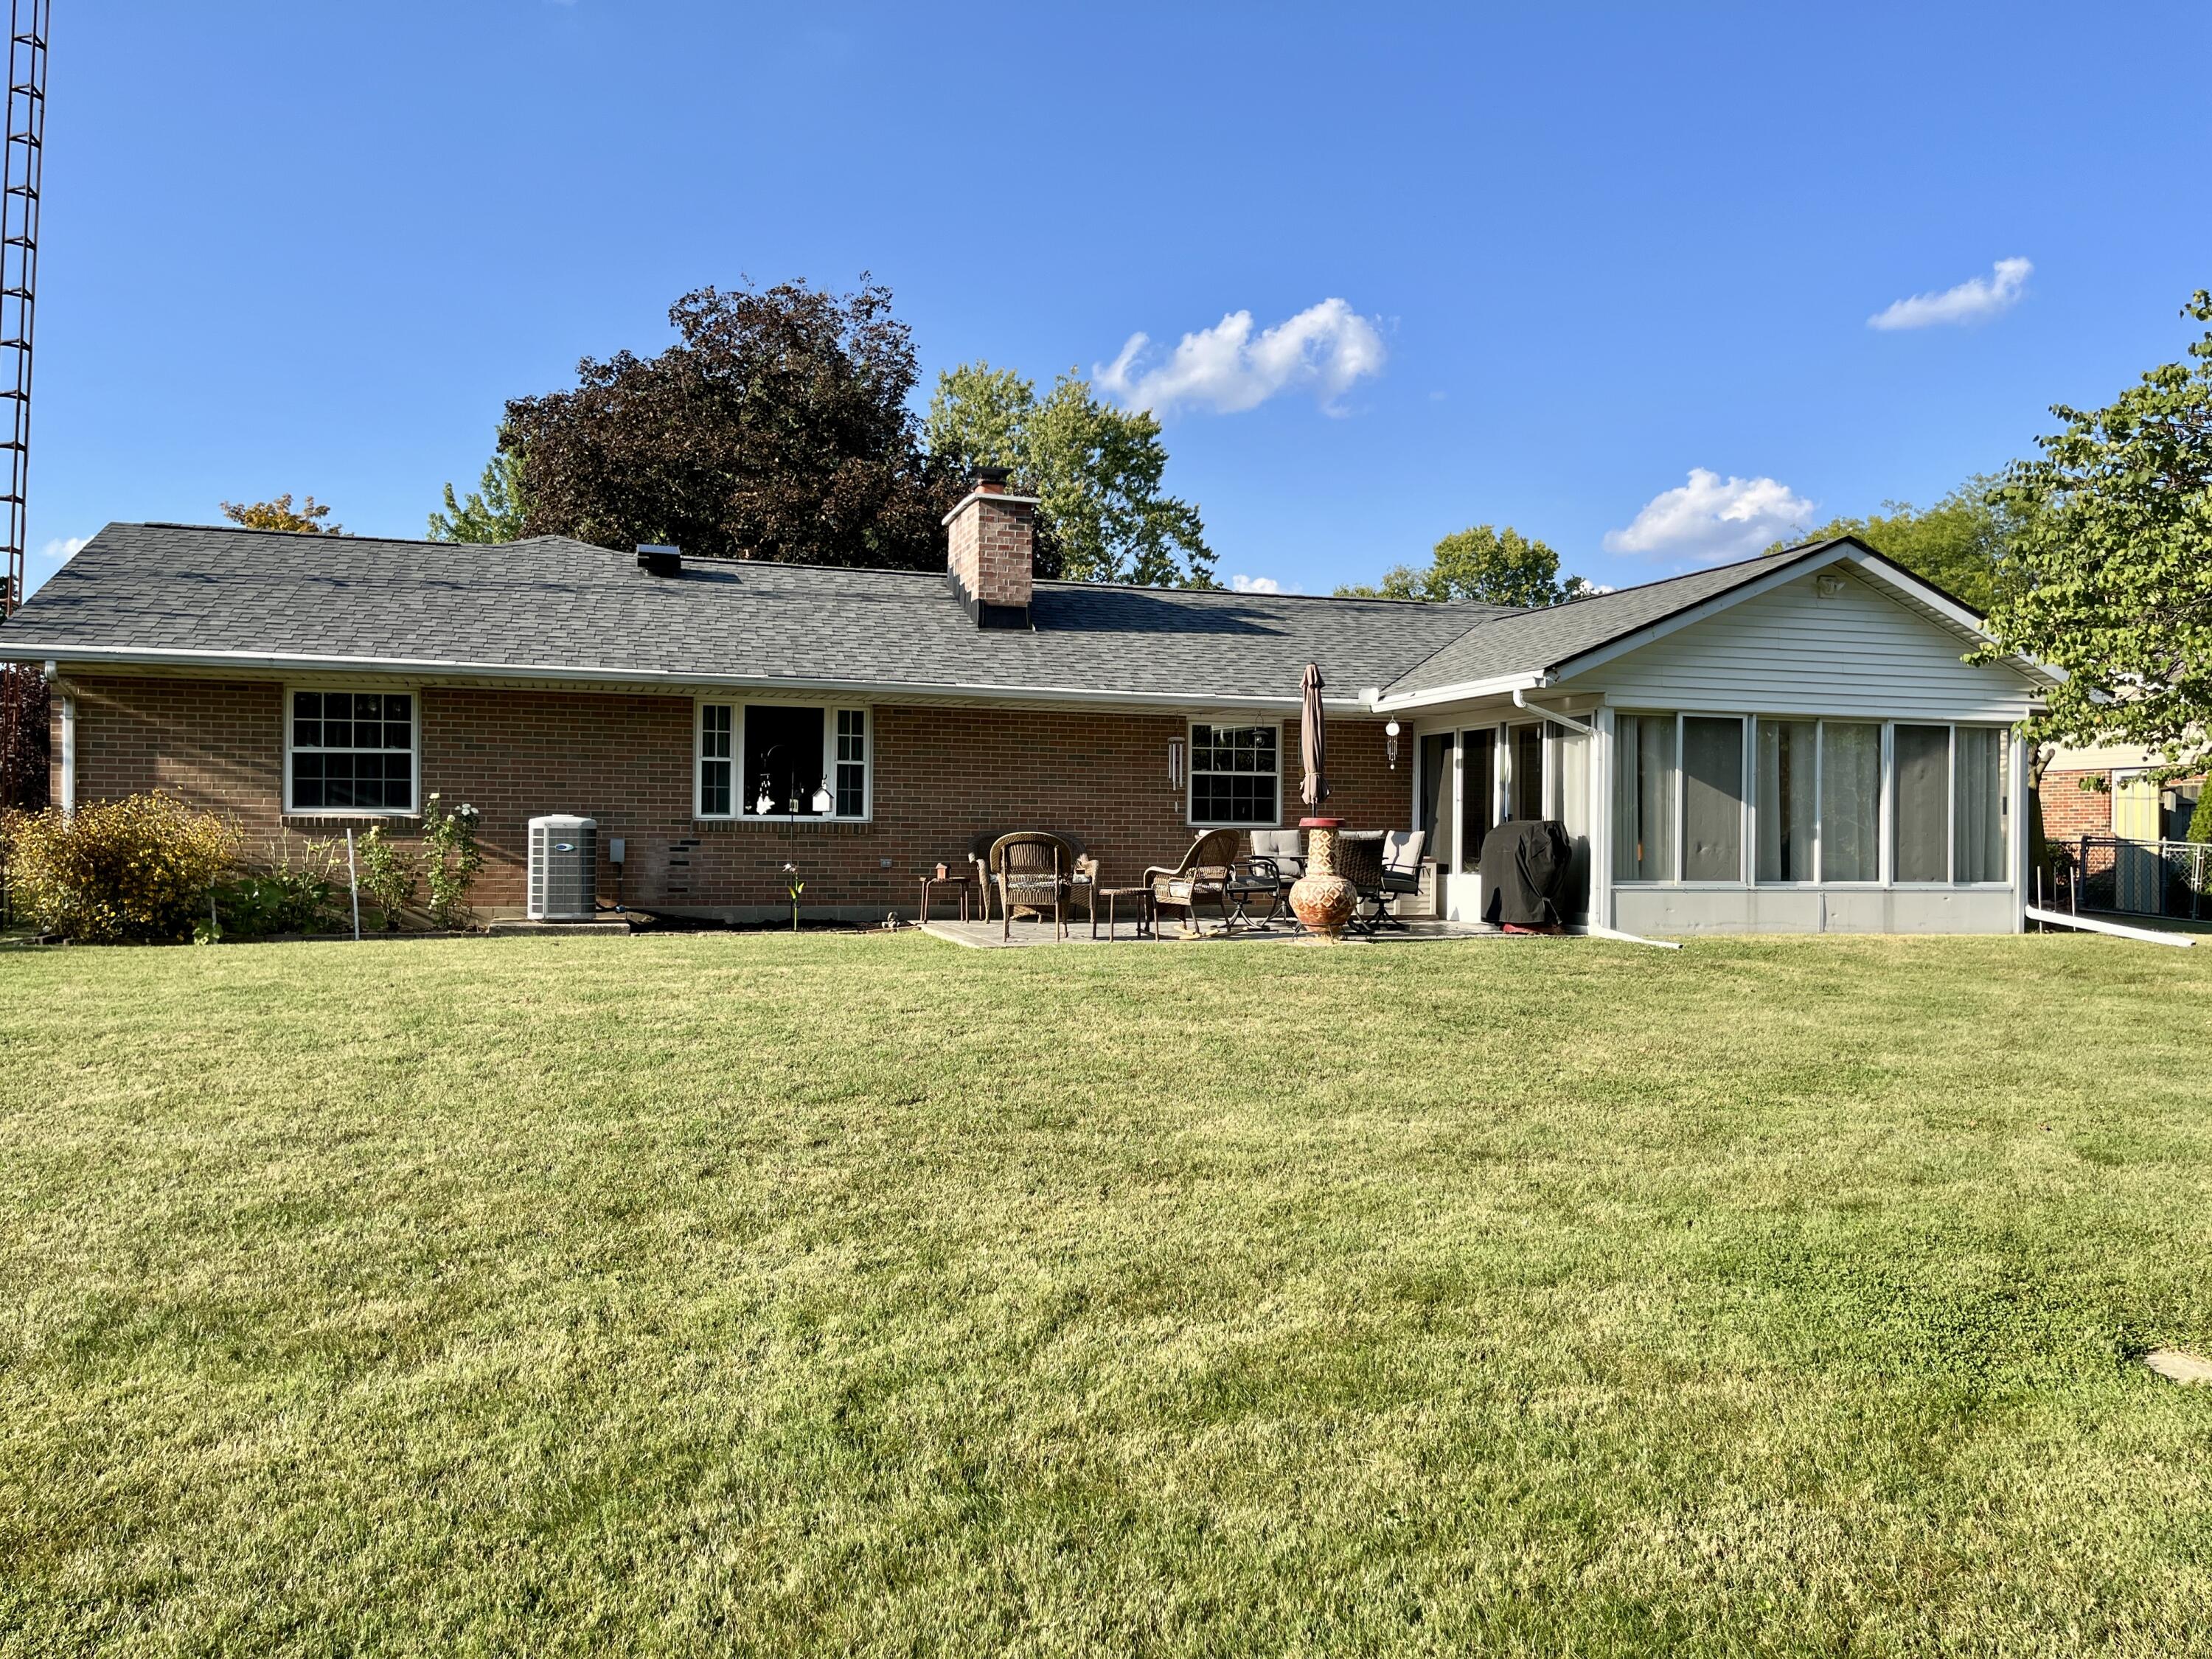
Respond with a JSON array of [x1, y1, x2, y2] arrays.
[[24, 1, 2212, 599]]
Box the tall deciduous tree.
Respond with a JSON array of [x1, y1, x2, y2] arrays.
[[1764, 478, 2021, 613], [428, 448, 529, 544], [925, 364, 1214, 587], [1336, 524, 1590, 606], [220, 494, 341, 535], [1978, 291, 2212, 776], [503, 279, 959, 568]]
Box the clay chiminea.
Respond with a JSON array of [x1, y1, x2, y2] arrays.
[[1289, 818, 1357, 941]]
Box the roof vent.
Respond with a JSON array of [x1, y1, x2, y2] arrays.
[[636, 543, 681, 577]]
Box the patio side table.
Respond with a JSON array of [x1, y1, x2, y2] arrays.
[[917, 869, 971, 924], [1091, 886, 1153, 941]]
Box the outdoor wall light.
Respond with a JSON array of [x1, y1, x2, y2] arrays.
[[1385, 719, 1401, 768]]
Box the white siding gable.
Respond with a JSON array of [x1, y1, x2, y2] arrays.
[[1568, 567, 2041, 720]]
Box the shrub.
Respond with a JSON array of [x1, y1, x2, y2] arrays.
[[421, 795, 483, 930], [355, 824, 417, 931], [213, 832, 349, 939], [0, 794, 237, 942], [2191, 785, 2212, 845]]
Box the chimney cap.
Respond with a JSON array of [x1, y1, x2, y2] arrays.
[[636, 543, 682, 576], [969, 465, 1013, 490]]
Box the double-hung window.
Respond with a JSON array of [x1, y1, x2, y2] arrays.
[[696, 703, 871, 821], [287, 689, 416, 813], [1189, 723, 1280, 827]]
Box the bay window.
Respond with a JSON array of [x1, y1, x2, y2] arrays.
[[1613, 712, 2010, 887], [696, 702, 870, 821]]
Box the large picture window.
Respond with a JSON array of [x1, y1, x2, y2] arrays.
[[1615, 712, 2009, 888], [696, 703, 870, 821], [1189, 723, 1279, 826], [287, 689, 415, 813]]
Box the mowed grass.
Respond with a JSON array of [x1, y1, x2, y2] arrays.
[[1, 932, 2210, 1657]]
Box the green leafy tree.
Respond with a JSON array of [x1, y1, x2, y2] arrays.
[[1764, 477, 2021, 612], [220, 494, 341, 535], [503, 278, 959, 568], [2190, 785, 2212, 844], [1977, 290, 2212, 778], [1336, 524, 1590, 606], [926, 364, 1214, 587], [429, 448, 529, 544]]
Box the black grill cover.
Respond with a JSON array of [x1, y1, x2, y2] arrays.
[[1479, 819, 1574, 927]]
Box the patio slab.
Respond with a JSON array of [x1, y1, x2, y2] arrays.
[[917, 917, 1513, 949]]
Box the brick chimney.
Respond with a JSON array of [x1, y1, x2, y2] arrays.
[[943, 465, 1038, 629]]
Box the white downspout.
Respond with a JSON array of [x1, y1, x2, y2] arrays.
[[1511, 687, 1594, 736], [44, 661, 74, 816]]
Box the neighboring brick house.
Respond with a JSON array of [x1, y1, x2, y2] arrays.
[[2039, 745, 2205, 846], [0, 485, 2059, 933]]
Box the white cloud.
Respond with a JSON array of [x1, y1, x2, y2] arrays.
[[1603, 469, 1816, 566], [1228, 573, 1287, 594], [1868, 257, 2032, 331], [1095, 298, 1386, 417]]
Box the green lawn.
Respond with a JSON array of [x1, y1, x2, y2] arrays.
[[2, 932, 2209, 1656]]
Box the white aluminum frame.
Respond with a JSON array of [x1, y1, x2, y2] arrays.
[[694, 698, 874, 824], [1186, 717, 1282, 829], [1609, 710, 2016, 891], [281, 684, 421, 818]]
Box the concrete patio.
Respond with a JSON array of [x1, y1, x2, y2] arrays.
[[916, 916, 1512, 949]]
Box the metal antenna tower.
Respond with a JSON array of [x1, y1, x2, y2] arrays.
[[0, 0, 46, 618]]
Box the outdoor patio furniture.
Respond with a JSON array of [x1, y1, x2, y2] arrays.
[[989, 830, 1076, 940], [1245, 829, 1304, 922], [917, 866, 971, 924], [1335, 830, 1387, 935], [1146, 828, 1242, 935], [1222, 863, 1284, 930], [972, 830, 1090, 923], [1363, 830, 1426, 932], [1090, 885, 1153, 941]]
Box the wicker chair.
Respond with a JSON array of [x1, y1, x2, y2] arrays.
[[1146, 828, 1242, 935], [989, 830, 1076, 940], [973, 830, 1091, 924]]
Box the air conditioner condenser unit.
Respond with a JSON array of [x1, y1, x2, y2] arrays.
[[527, 815, 599, 920]]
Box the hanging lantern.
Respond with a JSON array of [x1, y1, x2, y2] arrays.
[[1385, 720, 1401, 769]]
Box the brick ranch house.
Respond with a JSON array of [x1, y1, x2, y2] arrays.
[[0, 479, 2062, 934]]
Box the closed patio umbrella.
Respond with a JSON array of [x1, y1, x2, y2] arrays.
[[1299, 662, 1329, 810]]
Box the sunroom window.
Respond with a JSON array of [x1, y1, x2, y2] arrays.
[[1617, 713, 2008, 887]]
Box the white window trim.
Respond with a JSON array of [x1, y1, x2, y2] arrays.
[[694, 699, 874, 824], [1186, 717, 1282, 829], [1610, 710, 2016, 891], [282, 683, 420, 818]]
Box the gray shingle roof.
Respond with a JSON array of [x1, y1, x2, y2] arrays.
[[0, 522, 1509, 706], [1380, 539, 1863, 698]]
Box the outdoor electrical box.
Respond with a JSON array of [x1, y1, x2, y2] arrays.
[[527, 815, 599, 921]]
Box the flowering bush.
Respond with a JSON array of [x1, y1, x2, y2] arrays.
[[355, 824, 417, 931], [422, 794, 483, 930], [0, 793, 237, 942]]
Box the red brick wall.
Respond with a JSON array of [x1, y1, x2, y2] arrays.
[[2037, 768, 2111, 841], [55, 675, 1416, 916], [946, 492, 1034, 613]]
